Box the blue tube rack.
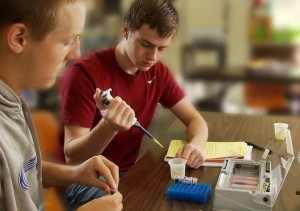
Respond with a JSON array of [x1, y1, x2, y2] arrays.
[[166, 182, 211, 203]]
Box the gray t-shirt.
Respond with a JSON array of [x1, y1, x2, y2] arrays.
[[0, 80, 43, 211]]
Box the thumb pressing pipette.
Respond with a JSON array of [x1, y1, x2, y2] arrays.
[[100, 88, 164, 148]]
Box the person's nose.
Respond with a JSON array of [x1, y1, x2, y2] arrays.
[[147, 47, 158, 61], [66, 39, 81, 61]]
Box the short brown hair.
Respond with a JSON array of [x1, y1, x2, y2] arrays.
[[124, 0, 178, 38], [0, 0, 83, 41]]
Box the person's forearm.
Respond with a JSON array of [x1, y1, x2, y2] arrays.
[[42, 161, 76, 188], [186, 114, 208, 149], [64, 120, 118, 164]]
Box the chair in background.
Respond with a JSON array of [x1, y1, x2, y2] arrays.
[[31, 110, 65, 211], [245, 44, 293, 113]]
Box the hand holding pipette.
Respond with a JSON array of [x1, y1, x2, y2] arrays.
[[99, 88, 164, 148], [94, 89, 135, 131]]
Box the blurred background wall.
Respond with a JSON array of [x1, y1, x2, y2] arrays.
[[23, 0, 300, 116]]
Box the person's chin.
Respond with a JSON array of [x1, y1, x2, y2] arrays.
[[139, 66, 151, 72], [40, 77, 57, 90]]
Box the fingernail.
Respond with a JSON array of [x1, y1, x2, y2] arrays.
[[111, 188, 117, 195]]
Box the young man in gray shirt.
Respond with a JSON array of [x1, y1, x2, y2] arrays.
[[0, 0, 130, 210]]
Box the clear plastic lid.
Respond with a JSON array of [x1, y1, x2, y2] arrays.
[[252, 129, 295, 207]]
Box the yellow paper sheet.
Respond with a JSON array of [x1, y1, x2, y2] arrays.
[[205, 141, 248, 159], [166, 140, 248, 159]]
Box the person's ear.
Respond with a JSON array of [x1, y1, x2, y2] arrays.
[[6, 23, 28, 53], [123, 26, 129, 39]]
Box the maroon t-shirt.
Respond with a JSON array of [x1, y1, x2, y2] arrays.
[[59, 47, 185, 171]]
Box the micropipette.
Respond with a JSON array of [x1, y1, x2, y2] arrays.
[[100, 88, 164, 148]]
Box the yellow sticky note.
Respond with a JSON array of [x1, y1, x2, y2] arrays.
[[166, 140, 186, 158]]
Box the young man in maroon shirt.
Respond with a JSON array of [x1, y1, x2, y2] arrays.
[[60, 0, 208, 208]]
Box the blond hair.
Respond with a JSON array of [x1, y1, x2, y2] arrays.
[[0, 0, 84, 40]]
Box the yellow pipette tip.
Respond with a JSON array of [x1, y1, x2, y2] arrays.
[[152, 138, 164, 148]]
